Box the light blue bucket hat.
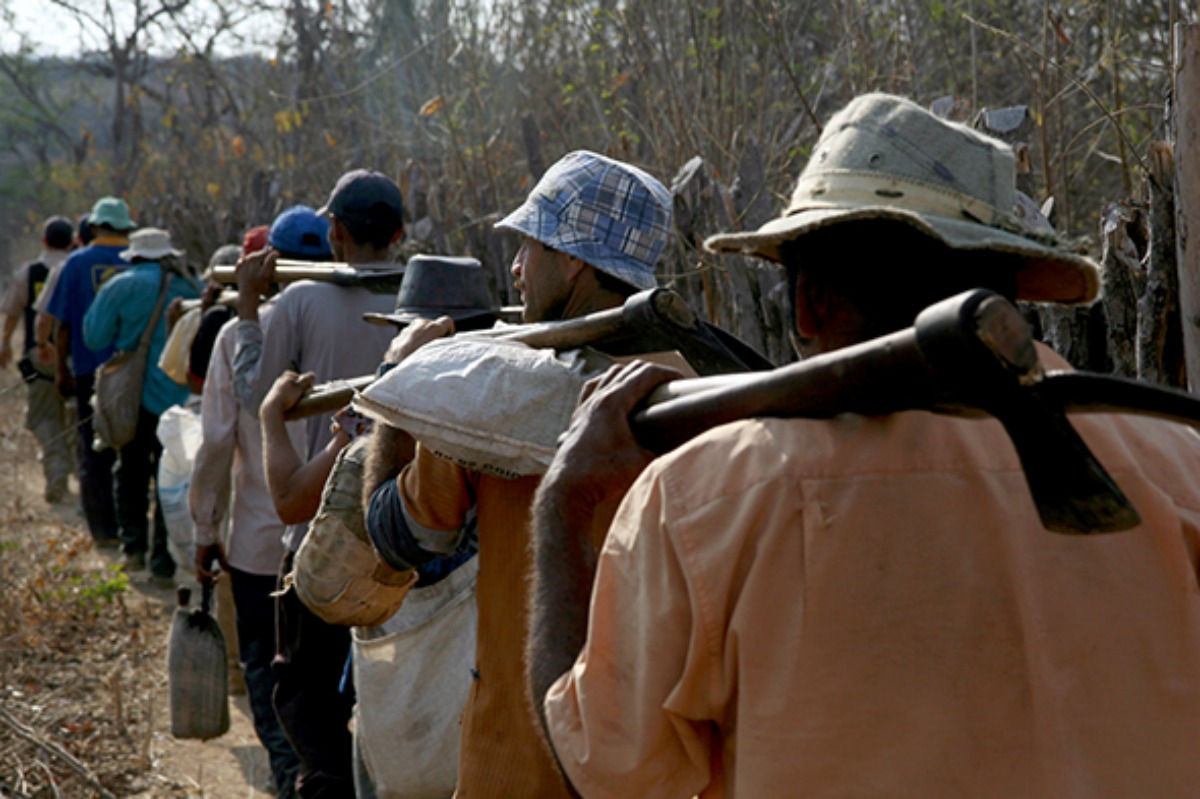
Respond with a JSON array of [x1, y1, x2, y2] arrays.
[[495, 151, 673, 291], [89, 196, 136, 232]]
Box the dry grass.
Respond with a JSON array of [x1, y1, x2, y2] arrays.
[[0, 371, 195, 798]]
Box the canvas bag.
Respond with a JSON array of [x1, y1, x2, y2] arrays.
[[92, 268, 171, 450], [353, 555, 478, 799], [292, 435, 419, 627], [354, 338, 611, 478], [158, 305, 202, 386]]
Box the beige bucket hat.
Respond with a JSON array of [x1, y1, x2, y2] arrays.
[[119, 227, 183, 261], [705, 93, 1100, 304]]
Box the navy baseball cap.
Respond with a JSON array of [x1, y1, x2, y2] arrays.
[[42, 216, 74, 249], [317, 170, 405, 230], [76, 213, 94, 245], [269, 205, 333, 260]]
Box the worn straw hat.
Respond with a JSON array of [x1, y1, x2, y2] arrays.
[[119, 227, 183, 261], [495, 150, 672, 292], [375, 255, 498, 326], [705, 93, 1099, 304]]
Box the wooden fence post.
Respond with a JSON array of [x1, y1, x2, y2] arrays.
[[1099, 201, 1145, 378], [1140, 141, 1186, 386], [1172, 22, 1200, 391]]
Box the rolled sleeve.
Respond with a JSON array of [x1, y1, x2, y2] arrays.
[[232, 319, 265, 411], [367, 476, 473, 571], [190, 322, 238, 548]]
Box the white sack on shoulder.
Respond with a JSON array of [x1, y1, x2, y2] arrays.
[[354, 337, 607, 478]]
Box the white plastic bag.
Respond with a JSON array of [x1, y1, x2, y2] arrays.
[[157, 403, 203, 570]]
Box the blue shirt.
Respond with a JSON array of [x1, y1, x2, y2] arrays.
[[83, 261, 200, 415], [43, 237, 130, 377]]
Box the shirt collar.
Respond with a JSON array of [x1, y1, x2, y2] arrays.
[[38, 249, 69, 268]]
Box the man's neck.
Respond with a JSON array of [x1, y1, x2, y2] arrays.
[[338, 240, 392, 267], [563, 288, 624, 320], [560, 269, 628, 321]]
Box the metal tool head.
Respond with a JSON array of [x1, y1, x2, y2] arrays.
[[915, 290, 1141, 534]]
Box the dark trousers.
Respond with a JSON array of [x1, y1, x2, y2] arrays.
[[115, 406, 174, 578], [273, 551, 355, 799], [72, 374, 119, 543], [231, 566, 300, 798]]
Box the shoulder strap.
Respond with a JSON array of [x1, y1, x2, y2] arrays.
[[136, 267, 172, 351], [25, 261, 47, 308]]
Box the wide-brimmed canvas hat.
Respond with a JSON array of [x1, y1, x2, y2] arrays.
[[495, 150, 672, 292], [119, 227, 183, 261], [705, 93, 1100, 304], [374, 255, 498, 326]]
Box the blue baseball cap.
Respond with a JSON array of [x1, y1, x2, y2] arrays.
[[269, 205, 332, 260], [495, 151, 672, 291], [317, 170, 405, 231]]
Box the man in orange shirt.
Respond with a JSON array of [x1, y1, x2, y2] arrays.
[[363, 151, 674, 797], [528, 93, 1200, 798]]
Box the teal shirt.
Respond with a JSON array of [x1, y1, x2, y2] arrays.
[[83, 261, 200, 415]]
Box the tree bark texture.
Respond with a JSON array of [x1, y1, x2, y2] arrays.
[[1140, 142, 1186, 386], [1173, 23, 1200, 391]]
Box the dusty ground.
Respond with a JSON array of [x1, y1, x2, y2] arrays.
[[0, 369, 273, 798]]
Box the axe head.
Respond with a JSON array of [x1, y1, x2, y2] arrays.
[[915, 290, 1141, 534], [600, 289, 774, 375]]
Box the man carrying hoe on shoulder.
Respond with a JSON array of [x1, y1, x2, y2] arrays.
[[364, 151, 674, 798], [527, 94, 1200, 798]]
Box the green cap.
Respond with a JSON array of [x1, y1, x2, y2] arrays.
[[89, 196, 136, 232]]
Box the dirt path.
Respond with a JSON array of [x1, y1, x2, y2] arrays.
[[0, 370, 273, 798]]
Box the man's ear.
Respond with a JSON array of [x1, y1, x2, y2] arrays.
[[562, 253, 589, 283], [792, 269, 828, 339], [328, 217, 347, 243], [389, 225, 404, 246]]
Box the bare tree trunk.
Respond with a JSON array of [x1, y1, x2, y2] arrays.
[[1173, 22, 1200, 391], [1139, 141, 1186, 386], [1099, 201, 1145, 378]]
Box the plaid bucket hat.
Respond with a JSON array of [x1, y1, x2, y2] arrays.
[[495, 151, 673, 291], [705, 93, 1100, 304]]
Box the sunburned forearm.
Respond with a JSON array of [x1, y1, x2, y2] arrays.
[[272, 437, 342, 524], [1, 314, 17, 346], [261, 408, 317, 524], [34, 313, 54, 348], [527, 468, 598, 742]]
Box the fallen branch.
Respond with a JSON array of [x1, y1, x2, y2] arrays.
[[0, 705, 118, 799]]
